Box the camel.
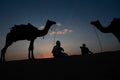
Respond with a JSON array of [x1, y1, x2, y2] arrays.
[[1, 20, 56, 62], [90, 18, 120, 43]]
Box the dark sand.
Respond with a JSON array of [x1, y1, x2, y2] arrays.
[[0, 50, 120, 80]]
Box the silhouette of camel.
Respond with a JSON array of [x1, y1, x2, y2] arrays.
[[91, 18, 120, 43], [1, 20, 56, 62]]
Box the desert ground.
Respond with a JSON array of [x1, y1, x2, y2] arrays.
[[0, 50, 120, 80]]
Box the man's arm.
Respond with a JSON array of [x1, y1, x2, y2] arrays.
[[88, 48, 93, 54]]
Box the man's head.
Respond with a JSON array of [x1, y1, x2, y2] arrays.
[[83, 44, 86, 47], [56, 40, 61, 46]]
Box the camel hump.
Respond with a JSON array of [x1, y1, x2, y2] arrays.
[[10, 23, 38, 33]]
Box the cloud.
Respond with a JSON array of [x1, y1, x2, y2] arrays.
[[56, 22, 62, 27], [38, 22, 73, 35], [38, 22, 62, 30], [50, 28, 73, 35]]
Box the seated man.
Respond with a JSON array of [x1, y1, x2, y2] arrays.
[[52, 40, 68, 58], [80, 43, 93, 55]]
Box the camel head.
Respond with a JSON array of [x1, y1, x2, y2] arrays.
[[90, 20, 101, 26], [38, 19, 56, 37], [110, 18, 120, 26], [47, 19, 56, 25]]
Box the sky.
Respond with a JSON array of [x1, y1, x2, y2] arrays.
[[0, 0, 120, 61]]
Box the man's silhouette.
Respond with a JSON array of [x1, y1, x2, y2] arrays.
[[52, 40, 68, 58], [80, 44, 93, 55]]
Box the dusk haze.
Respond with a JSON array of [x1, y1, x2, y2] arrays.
[[0, 0, 120, 61]]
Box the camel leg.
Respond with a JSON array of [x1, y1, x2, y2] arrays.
[[1, 40, 13, 62], [1, 47, 7, 62], [28, 40, 35, 60]]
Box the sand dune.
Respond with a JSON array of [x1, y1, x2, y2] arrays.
[[0, 50, 120, 80]]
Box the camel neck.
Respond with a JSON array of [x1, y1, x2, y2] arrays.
[[95, 23, 110, 33], [44, 22, 52, 32], [38, 21, 53, 37]]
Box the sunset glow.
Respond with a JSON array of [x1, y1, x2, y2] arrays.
[[0, 0, 120, 61]]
